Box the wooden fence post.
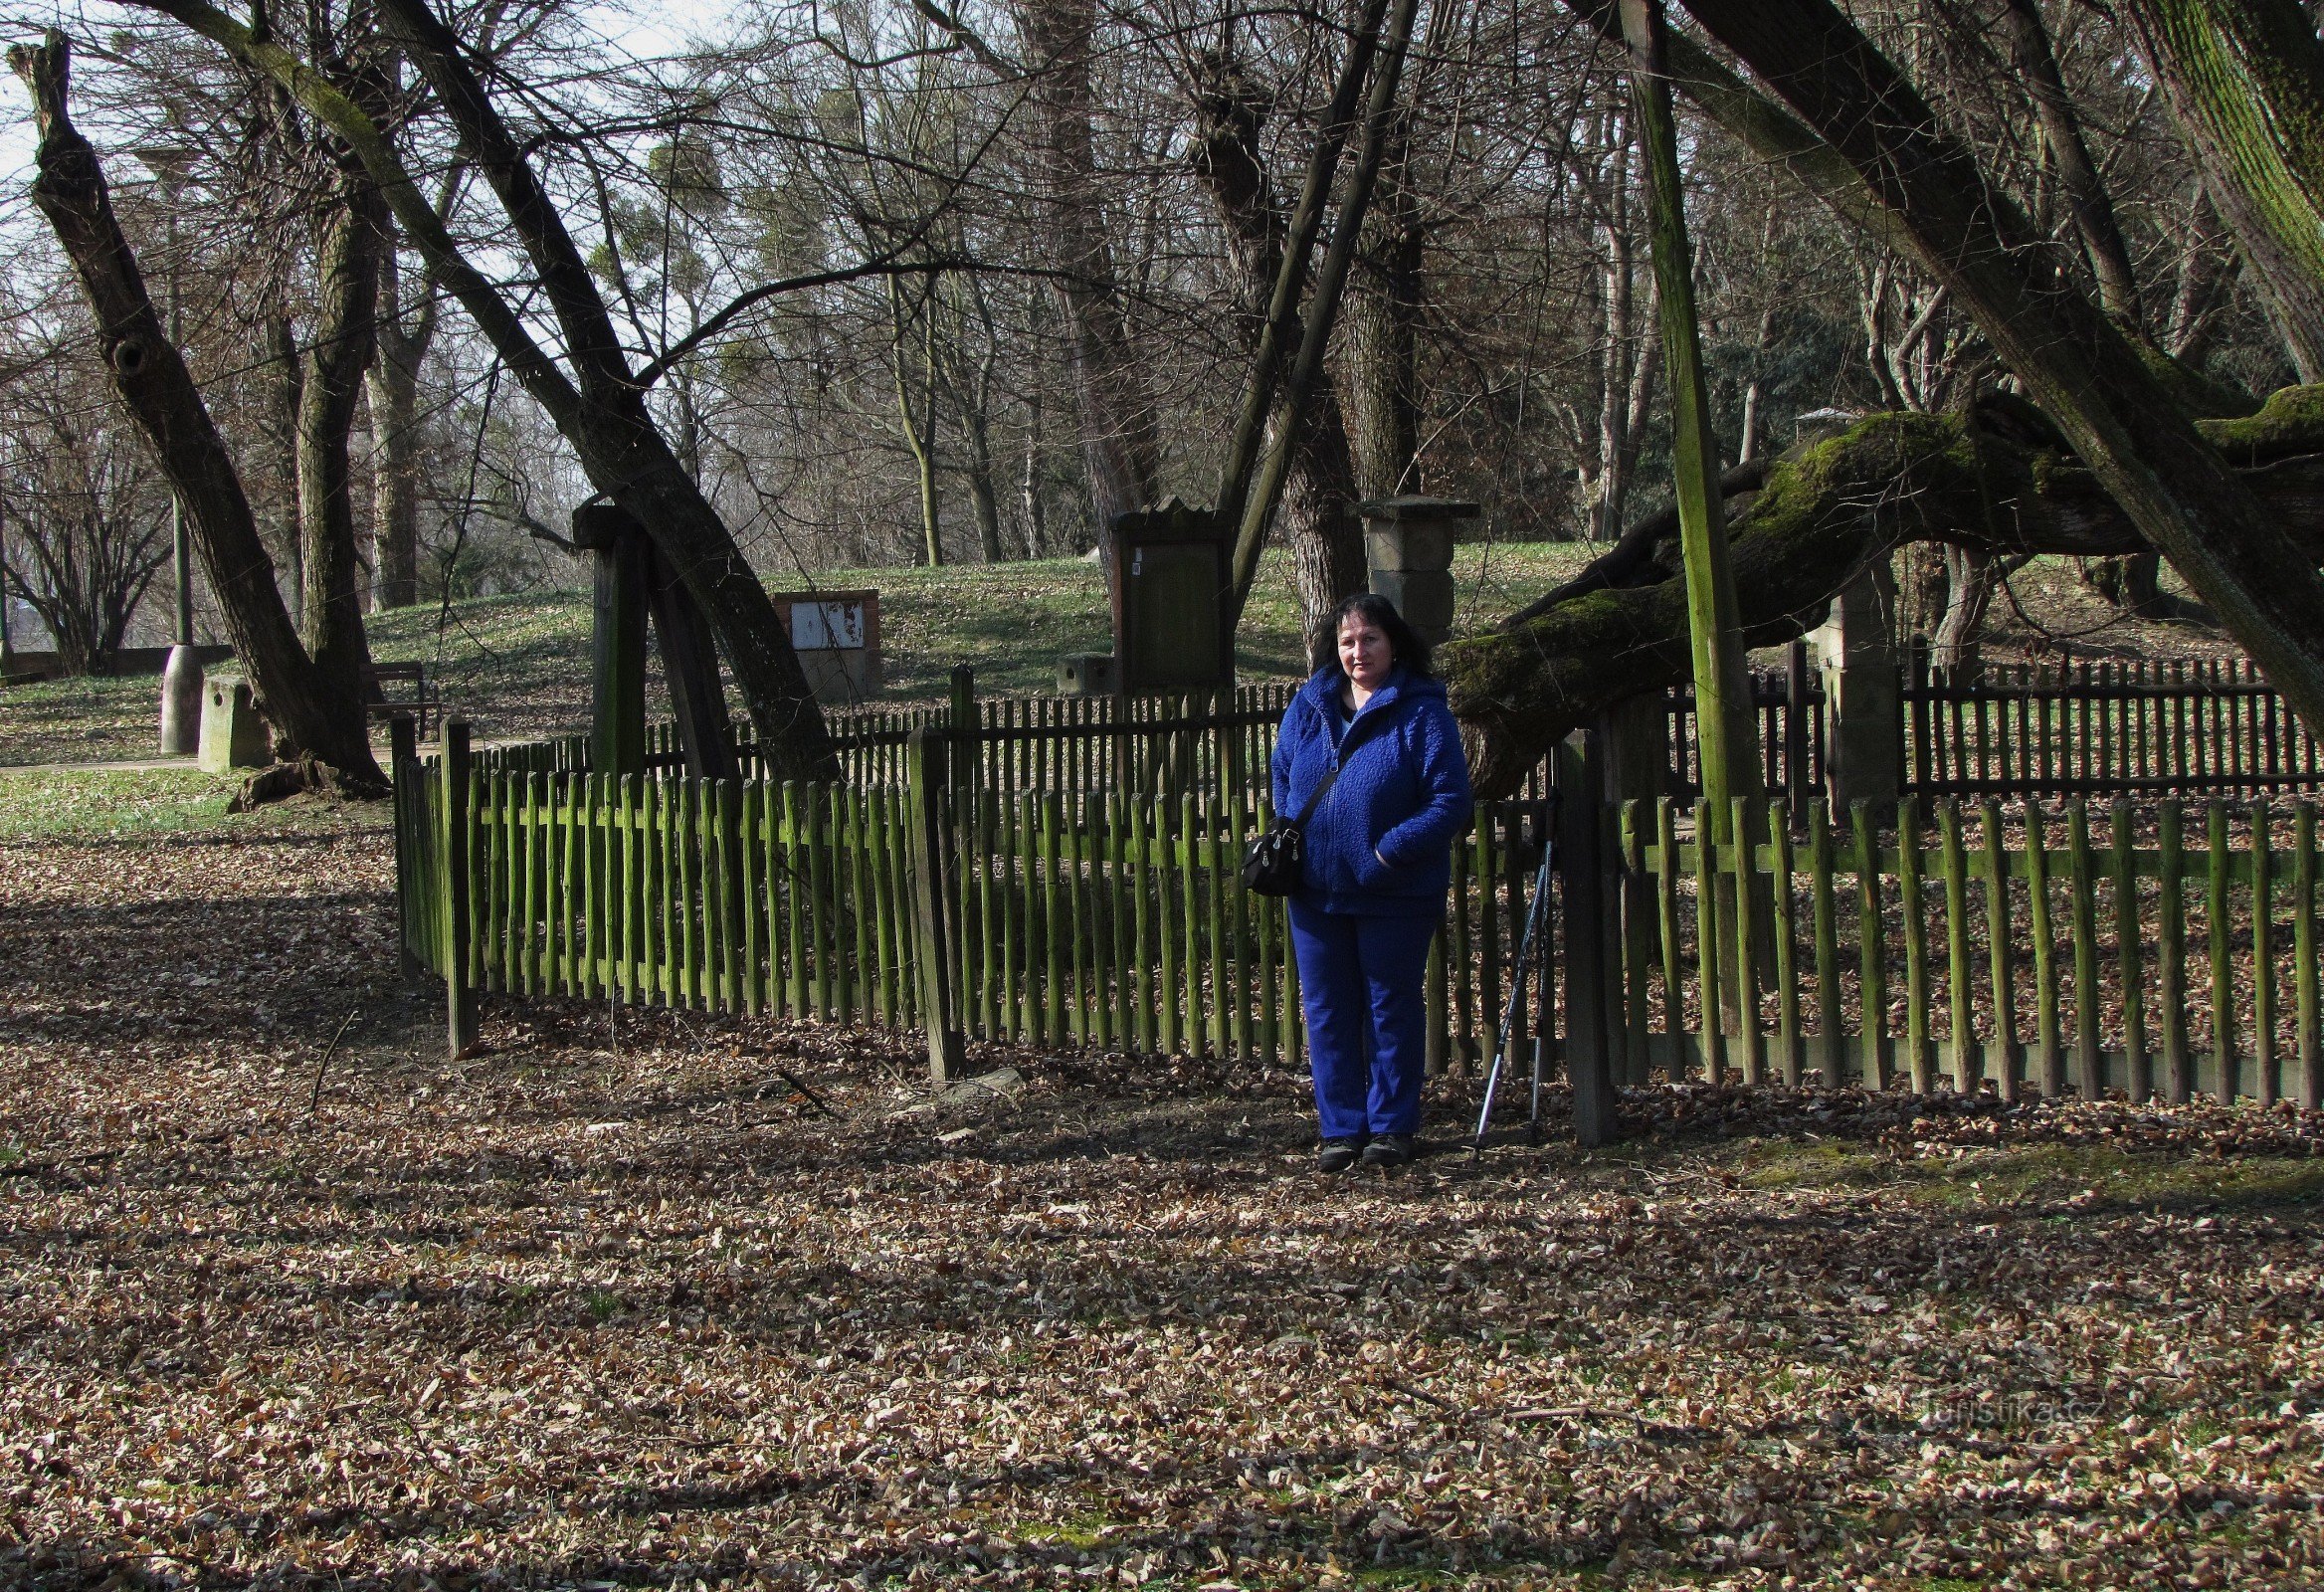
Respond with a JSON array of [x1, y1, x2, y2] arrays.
[[390, 713, 421, 980], [572, 503, 648, 779], [1559, 730, 1619, 1146], [909, 727, 966, 1082], [441, 716, 478, 1059], [950, 665, 980, 795]]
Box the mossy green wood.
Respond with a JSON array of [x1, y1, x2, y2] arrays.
[[2296, 800, 2319, 1108], [1505, 817, 1534, 1070], [1730, 797, 1766, 1085], [1478, 813, 1504, 1071], [1016, 792, 1039, 1042], [627, 775, 648, 1002], [1692, 799, 1726, 1082], [2067, 804, 2102, 1096], [849, 787, 874, 1023], [1139, 796, 1166, 1054], [2253, 796, 2277, 1104], [1042, 795, 1067, 1047], [1621, 0, 1762, 858], [2112, 801, 2148, 1101], [1984, 801, 2022, 1100], [1769, 800, 1802, 1087], [683, 778, 707, 1008], [2159, 800, 2192, 1101], [1179, 792, 1202, 1054], [971, 788, 995, 1037], [781, 782, 807, 1017], [1623, 801, 1655, 1083], [874, 790, 904, 1026], [522, 773, 543, 996], [738, 778, 765, 1015], [1850, 802, 1890, 1091], [1206, 797, 1231, 1060], [1073, 790, 1101, 1041], [1897, 801, 1932, 1093], [1658, 800, 1685, 1075], [1155, 796, 1182, 1057], [1809, 802, 1842, 1088], [2209, 800, 2237, 1101], [1939, 803, 1975, 1092]]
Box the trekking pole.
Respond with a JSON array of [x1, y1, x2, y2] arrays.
[[1472, 798, 1558, 1157]]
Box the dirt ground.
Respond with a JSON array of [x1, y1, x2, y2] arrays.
[[4, 813, 2324, 1590]]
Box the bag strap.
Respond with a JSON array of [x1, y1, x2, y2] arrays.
[[1287, 762, 1341, 831]]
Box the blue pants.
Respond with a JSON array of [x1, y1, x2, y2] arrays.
[[1288, 901, 1438, 1140]]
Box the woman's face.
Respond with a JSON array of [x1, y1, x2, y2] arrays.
[[1338, 614, 1394, 692]]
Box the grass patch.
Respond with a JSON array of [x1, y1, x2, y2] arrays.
[[1733, 1135, 2324, 1213], [0, 674, 162, 765], [0, 765, 385, 843], [0, 765, 242, 842]]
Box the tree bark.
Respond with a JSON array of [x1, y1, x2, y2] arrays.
[[2120, 0, 2324, 376], [1188, 42, 1370, 661], [263, 311, 304, 613], [298, 171, 382, 710], [366, 226, 431, 610], [1013, 0, 1163, 532], [8, 30, 377, 777], [1343, 119, 1424, 498]]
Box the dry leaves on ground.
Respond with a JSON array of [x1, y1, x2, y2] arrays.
[[2, 819, 2321, 1590]]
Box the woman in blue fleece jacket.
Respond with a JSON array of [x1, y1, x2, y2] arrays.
[[1270, 593, 1471, 1171]]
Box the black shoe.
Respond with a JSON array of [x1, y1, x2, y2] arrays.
[[1317, 1138, 1361, 1174], [1361, 1133, 1416, 1169]]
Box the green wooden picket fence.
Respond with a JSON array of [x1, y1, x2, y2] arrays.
[[392, 714, 2324, 1110], [1606, 795, 2323, 1107], [392, 717, 1559, 1071]]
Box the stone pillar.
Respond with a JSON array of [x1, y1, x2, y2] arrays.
[[1812, 561, 1902, 811], [197, 675, 271, 772], [158, 644, 205, 756], [1356, 497, 1476, 650]]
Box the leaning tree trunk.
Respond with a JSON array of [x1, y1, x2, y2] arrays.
[[1189, 41, 1370, 662], [9, 30, 378, 779], [298, 171, 382, 710], [142, 0, 838, 778], [2002, 0, 2143, 326], [1446, 386, 2324, 793], [2120, 0, 2324, 378], [1656, 0, 2324, 748]]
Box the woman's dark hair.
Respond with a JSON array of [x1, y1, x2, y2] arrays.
[[1318, 592, 1433, 679]]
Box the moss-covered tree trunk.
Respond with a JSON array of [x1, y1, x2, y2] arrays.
[[1621, 0, 1763, 816], [2122, 0, 2324, 377]]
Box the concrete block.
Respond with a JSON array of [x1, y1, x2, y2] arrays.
[[1056, 652, 1117, 696], [197, 675, 271, 772], [1365, 522, 1455, 573], [1370, 568, 1456, 633]]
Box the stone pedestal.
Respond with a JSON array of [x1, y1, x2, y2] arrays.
[[158, 644, 205, 755], [1811, 562, 1902, 811], [198, 675, 270, 772], [1357, 497, 1476, 650], [1056, 653, 1116, 696]]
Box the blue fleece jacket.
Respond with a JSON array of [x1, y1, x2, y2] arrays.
[[1270, 665, 1472, 916]]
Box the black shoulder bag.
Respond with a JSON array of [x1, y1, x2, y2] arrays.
[[1242, 763, 1341, 896]]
